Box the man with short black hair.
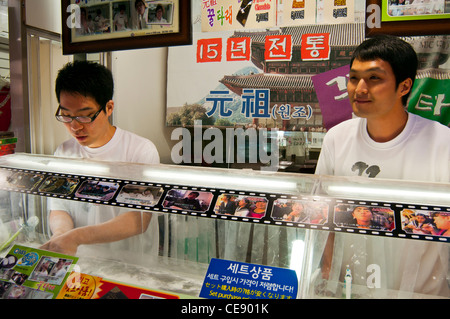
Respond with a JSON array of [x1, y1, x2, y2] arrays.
[[41, 61, 159, 256], [315, 35, 450, 297]]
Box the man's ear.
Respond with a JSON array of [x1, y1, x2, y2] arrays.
[[399, 78, 413, 97], [105, 100, 114, 116]]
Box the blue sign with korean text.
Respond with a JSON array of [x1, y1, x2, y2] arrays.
[[199, 258, 298, 299]]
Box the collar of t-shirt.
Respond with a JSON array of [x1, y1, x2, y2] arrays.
[[360, 113, 415, 150], [81, 127, 122, 157]]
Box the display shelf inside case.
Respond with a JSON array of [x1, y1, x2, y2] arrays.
[[0, 153, 449, 299]]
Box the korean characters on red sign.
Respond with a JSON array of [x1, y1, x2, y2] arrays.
[[301, 33, 331, 61], [265, 35, 293, 61], [197, 38, 223, 63], [197, 37, 252, 63], [197, 33, 331, 63], [227, 37, 252, 62], [197, 34, 293, 64]]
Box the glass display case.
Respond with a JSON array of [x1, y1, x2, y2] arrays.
[[0, 153, 448, 299]]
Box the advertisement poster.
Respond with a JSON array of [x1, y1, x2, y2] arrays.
[[201, 0, 277, 31], [170, 1, 450, 131], [0, 245, 78, 299], [317, 0, 355, 24], [278, 0, 317, 26], [57, 272, 180, 299], [201, 0, 357, 30], [167, 0, 365, 131]]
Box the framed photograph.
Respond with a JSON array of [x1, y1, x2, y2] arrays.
[[61, 0, 191, 55], [366, 0, 450, 36]]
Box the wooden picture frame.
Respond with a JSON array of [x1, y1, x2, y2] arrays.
[[365, 0, 450, 37], [61, 0, 191, 55]]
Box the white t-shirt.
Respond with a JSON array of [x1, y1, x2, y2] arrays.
[[316, 113, 450, 182], [315, 113, 450, 297], [54, 127, 159, 164], [49, 127, 160, 257]]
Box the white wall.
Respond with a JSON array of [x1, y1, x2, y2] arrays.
[[112, 48, 175, 164], [26, 0, 62, 34]]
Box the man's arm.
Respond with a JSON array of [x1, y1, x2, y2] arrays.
[[41, 210, 152, 255], [314, 136, 335, 282], [320, 232, 335, 280], [48, 210, 75, 237]]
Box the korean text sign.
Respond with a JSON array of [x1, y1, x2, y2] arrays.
[[200, 258, 298, 299], [311, 64, 353, 130]]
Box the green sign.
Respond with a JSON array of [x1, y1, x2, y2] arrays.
[[0, 244, 78, 299], [408, 76, 450, 126]]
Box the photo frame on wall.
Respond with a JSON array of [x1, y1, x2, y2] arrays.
[[365, 0, 450, 36], [61, 0, 191, 55]]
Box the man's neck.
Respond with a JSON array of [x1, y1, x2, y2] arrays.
[[89, 125, 117, 149], [366, 109, 408, 143], [102, 125, 117, 146]]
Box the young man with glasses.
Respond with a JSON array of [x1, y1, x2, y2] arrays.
[[41, 61, 159, 256]]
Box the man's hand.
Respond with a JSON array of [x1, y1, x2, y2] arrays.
[[41, 210, 78, 254], [40, 230, 80, 256], [42, 210, 153, 255]]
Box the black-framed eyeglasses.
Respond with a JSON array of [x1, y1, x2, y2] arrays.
[[55, 105, 105, 124]]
